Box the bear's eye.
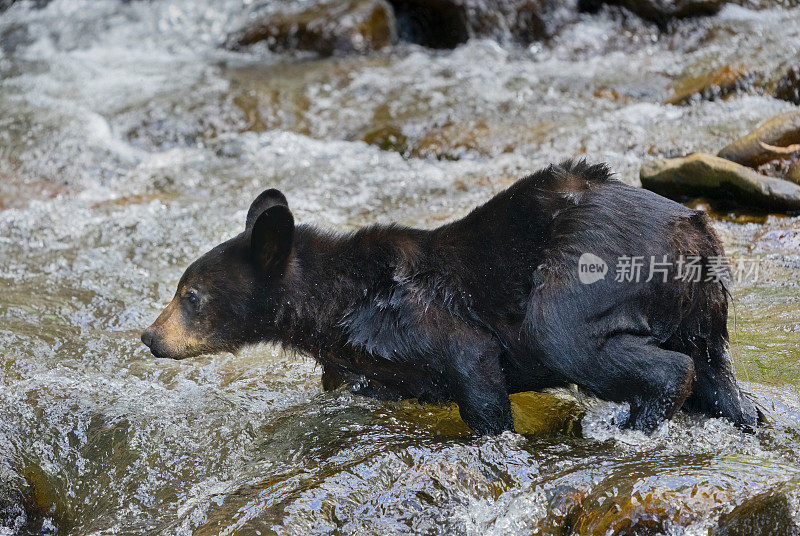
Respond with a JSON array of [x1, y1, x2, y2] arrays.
[[184, 290, 200, 307]]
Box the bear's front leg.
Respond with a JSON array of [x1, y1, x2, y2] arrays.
[[444, 338, 514, 435]]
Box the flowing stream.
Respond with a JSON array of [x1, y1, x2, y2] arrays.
[[1, 1, 800, 534]]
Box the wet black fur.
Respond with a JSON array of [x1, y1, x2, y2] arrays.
[[145, 161, 758, 435]]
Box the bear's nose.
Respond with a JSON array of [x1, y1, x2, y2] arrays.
[[141, 330, 154, 348]]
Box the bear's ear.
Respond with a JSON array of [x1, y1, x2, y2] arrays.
[[246, 188, 288, 230], [250, 204, 294, 275]]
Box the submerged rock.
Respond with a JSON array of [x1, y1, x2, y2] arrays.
[[409, 120, 553, 159], [712, 480, 800, 536], [360, 119, 554, 159], [578, 0, 726, 23], [718, 111, 800, 167], [225, 0, 397, 56], [640, 153, 800, 212], [362, 125, 409, 153], [666, 65, 753, 106], [775, 66, 800, 105]]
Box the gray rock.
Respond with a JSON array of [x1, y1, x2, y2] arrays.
[[640, 153, 800, 212]]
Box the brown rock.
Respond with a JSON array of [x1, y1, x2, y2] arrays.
[[775, 66, 800, 105], [225, 0, 397, 56], [718, 111, 800, 167], [666, 65, 752, 106], [640, 153, 800, 212]]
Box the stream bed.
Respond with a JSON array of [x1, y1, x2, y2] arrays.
[[1, 1, 800, 534]]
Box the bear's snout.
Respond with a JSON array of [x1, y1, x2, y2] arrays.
[[140, 330, 152, 348], [140, 329, 154, 349], [140, 328, 163, 357]]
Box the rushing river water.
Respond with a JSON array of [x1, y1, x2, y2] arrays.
[[1, 1, 800, 535]]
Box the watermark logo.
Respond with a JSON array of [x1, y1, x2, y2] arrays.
[[577, 253, 763, 285], [578, 253, 608, 285]]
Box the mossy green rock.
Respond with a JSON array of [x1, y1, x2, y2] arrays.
[[640, 153, 800, 212]]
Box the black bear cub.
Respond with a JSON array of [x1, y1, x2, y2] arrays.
[[141, 160, 758, 435]]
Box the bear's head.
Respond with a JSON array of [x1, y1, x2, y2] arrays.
[[140, 189, 294, 359]]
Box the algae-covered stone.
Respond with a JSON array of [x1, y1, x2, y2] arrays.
[[666, 65, 752, 106], [509, 391, 584, 436], [640, 153, 800, 212], [718, 111, 800, 167], [225, 0, 397, 56], [388, 391, 584, 436]]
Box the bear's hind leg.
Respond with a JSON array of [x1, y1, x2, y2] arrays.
[[535, 331, 695, 434], [603, 335, 696, 433]]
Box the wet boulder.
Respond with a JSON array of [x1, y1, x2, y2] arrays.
[[578, 0, 726, 23], [666, 65, 753, 106], [640, 153, 800, 212], [718, 111, 800, 167], [225, 0, 398, 56], [712, 481, 800, 536], [775, 66, 800, 105], [388, 0, 564, 48], [388, 0, 470, 48]]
